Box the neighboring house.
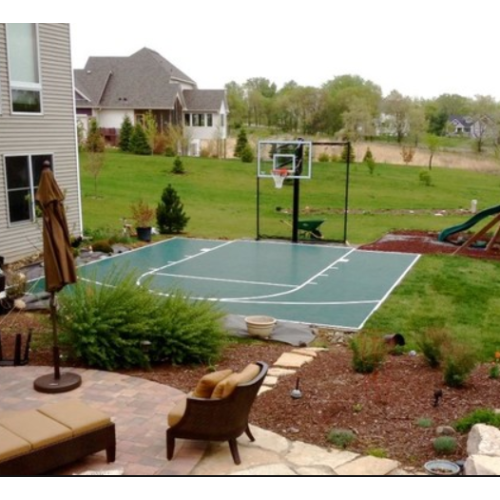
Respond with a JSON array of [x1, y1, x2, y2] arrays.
[[0, 23, 82, 264], [448, 114, 497, 139], [74, 48, 228, 155], [448, 115, 473, 136], [374, 113, 409, 138]]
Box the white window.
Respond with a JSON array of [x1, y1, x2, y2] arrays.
[[6, 23, 42, 114], [5, 154, 52, 223]]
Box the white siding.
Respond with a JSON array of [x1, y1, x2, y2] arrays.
[[96, 109, 134, 129], [0, 23, 81, 263]]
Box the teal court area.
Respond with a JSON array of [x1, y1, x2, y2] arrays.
[[77, 238, 420, 330]]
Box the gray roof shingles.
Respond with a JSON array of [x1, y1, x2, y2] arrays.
[[74, 48, 218, 111]]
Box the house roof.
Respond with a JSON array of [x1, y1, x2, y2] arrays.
[[183, 90, 227, 112], [74, 48, 197, 110]]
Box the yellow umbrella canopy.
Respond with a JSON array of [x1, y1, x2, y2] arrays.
[[36, 166, 77, 292]]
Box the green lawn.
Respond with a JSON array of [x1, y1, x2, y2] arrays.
[[80, 151, 500, 360], [81, 150, 500, 244]]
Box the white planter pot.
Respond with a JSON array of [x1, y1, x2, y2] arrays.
[[244, 316, 277, 339]]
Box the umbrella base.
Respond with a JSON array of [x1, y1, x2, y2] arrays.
[[34, 372, 82, 394]]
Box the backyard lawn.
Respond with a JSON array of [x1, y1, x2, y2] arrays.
[[79, 150, 500, 360]]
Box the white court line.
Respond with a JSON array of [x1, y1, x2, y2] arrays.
[[357, 253, 422, 330], [155, 273, 297, 289], [222, 299, 379, 306], [136, 240, 235, 286], [215, 247, 357, 302]]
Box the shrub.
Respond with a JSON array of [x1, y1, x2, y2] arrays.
[[419, 170, 432, 187], [318, 151, 330, 162], [443, 343, 477, 388], [240, 144, 254, 163], [156, 184, 189, 234], [148, 290, 227, 365], [454, 409, 500, 434], [58, 269, 160, 371], [119, 115, 133, 152], [364, 147, 376, 175], [234, 129, 248, 157], [366, 448, 388, 459], [401, 145, 415, 165], [349, 334, 386, 374], [327, 428, 356, 449], [489, 364, 500, 379], [416, 418, 434, 429], [172, 156, 185, 175], [91, 240, 114, 254], [417, 328, 451, 369], [130, 123, 152, 155], [165, 146, 176, 157], [433, 436, 458, 456], [153, 133, 168, 155], [58, 269, 226, 370], [86, 118, 105, 153], [341, 143, 355, 164]]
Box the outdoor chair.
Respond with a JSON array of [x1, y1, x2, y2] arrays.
[[166, 361, 268, 465]]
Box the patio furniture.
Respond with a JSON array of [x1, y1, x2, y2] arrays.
[[0, 400, 116, 475], [0, 330, 32, 367], [166, 361, 268, 465]]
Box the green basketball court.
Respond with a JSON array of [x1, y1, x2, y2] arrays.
[[75, 238, 420, 330]]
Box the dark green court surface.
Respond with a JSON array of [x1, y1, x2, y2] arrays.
[[76, 238, 420, 330]]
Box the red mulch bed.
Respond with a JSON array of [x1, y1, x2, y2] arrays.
[[1, 230, 499, 470]]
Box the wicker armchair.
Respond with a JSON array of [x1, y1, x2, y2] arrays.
[[166, 361, 268, 465]]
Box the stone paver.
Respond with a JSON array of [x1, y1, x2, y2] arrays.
[[0, 367, 205, 476], [274, 352, 314, 369], [263, 376, 279, 386], [291, 348, 318, 358], [267, 368, 297, 377], [231, 464, 297, 476], [286, 441, 359, 471], [334, 456, 400, 476]]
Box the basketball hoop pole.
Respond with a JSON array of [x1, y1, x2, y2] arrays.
[[292, 141, 305, 243]]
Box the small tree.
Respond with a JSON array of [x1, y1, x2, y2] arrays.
[[130, 123, 152, 155], [157, 184, 190, 234], [119, 115, 134, 152], [144, 111, 157, 155], [172, 156, 185, 174], [240, 144, 254, 163], [234, 129, 248, 157], [363, 147, 376, 175], [86, 118, 105, 153], [341, 143, 355, 164], [86, 149, 105, 198], [401, 145, 415, 165]]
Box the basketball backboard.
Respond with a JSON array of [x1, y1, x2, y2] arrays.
[[257, 140, 313, 180]]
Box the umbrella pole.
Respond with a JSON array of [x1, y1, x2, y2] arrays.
[[50, 292, 61, 380]]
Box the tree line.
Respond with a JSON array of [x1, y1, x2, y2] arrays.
[[225, 75, 500, 151]]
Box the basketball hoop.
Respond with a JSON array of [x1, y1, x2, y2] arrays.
[[271, 168, 288, 189]]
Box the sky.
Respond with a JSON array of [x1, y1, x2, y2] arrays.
[[7, 0, 500, 100]]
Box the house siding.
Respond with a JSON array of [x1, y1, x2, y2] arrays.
[[0, 23, 81, 263]]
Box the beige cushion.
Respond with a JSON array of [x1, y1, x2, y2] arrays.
[[0, 410, 72, 450], [192, 369, 233, 399], [211, 363, 261, 399], [0, 426, 32, 462], [167, 398, 187, 427], [38, 400, 111, 437]]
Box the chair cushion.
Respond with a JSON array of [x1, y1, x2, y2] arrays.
[[167, 398, 187, 428], [211, 363, 261, 399], [38, 400, 112, 437], [192, 369, 233, 399], [0, 410, 72, 450], [0, 426, 32, 462]]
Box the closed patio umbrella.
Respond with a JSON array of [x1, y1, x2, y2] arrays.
[[33, 162, 81, 393]]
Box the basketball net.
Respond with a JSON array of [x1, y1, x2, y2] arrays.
[[271, 168, 288, 189]]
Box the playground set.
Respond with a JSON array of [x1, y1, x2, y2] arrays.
[[439, 203, 500, 255]]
